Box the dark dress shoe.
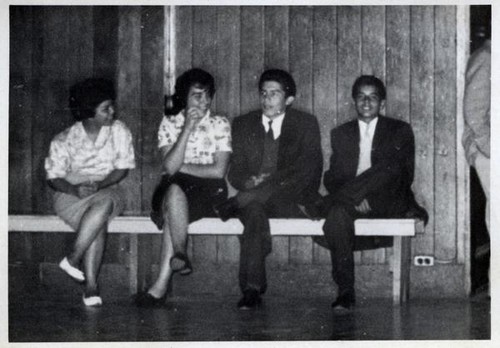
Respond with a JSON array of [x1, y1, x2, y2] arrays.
[[150, 210, 164, 230], [404, 203, 429, 226], [170, 253, 193, 275], [214, 197, 239, 222], [134, 292, 166, 308], [331, 292, 355, 312], [237, 289, 262, 310]]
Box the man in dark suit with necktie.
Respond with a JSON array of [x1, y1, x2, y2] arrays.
[[217, 69, 323, 309], [321, 75, 428, 312]]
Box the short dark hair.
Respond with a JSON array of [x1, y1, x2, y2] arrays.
[[69, 78, 116, 121], [351, 75, 386, 100], [170, 68, 215, 113], [258, 69, 296, 98]]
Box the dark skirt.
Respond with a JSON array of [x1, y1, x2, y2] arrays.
[[151, 172, 227, 223]]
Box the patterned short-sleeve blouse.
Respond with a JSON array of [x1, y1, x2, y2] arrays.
[[45, 119, 136, 183], [157, 110, 232, 165]]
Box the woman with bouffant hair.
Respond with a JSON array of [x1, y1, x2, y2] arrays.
[[134, 68, 232, 307], [45, 78, 136, 306]]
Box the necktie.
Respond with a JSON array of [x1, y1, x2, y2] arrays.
[[267, 120, 274, 141]]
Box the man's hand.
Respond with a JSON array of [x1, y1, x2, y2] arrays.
[[243, 173, 271, 190], [354, 198, 371, 214]]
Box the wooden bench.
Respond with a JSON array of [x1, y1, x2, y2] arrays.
[[8, 215, 424, 305]]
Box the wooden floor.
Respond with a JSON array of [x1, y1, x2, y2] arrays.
[[9, 289, 490, 342]]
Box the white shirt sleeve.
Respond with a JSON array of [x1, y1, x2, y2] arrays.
[[157, 115, 180, 149], [112, 120, 136, 170], [213, 116, 232, 152], [45, 137, 70, 179]]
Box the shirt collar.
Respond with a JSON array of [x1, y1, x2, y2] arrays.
[[357, 116, 379, 134], [262, 112, 285, 133]]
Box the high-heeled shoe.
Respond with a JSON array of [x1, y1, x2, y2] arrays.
[[134, 291, 166, 308], [170, 253, 193, 275]]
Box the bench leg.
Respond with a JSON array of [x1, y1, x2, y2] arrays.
[[128, 233, 155, 295], [129, 234, 138, 295], [392, 236, 412, 305]]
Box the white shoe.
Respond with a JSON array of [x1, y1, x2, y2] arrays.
[[59, 257, 85, 282], [83, 295, 103, 307]]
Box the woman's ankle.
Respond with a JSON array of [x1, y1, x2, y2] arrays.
[[84, 285, 99, 297]]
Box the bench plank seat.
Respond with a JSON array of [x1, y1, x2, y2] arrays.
[[8, 215, 424, 304], [8, 215, 424, 236]]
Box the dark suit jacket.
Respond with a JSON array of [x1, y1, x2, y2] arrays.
[[228, 108, 323, 204], [324, 116, 423, 218]]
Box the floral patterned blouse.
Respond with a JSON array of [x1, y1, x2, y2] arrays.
[[45, 120, 136, 184], [158, 110, 232, 165]]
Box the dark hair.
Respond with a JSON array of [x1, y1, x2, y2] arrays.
[[351, 75, 386, 100], [167, 68, 215, 114], [69, 78, 116, 121], [258, 69, 296, 98]]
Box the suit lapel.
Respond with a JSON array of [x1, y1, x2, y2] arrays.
[[371, 116, 386, 164], [277, 110, 295, 168], [347, 121, 360, 177], [251, 112, 266, 171]]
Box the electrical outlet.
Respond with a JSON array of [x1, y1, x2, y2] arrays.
[[414, 255, 434, 266]]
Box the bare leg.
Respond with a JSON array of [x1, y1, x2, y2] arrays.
[[147, 184, 188, 298], [67, 198, 114, 267], [83, 226, 107, 294]]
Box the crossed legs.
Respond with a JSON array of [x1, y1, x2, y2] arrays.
[[147, 184, 189, 299], [66, 198, 113, 295]]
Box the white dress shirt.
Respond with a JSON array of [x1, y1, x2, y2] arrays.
[[157, 110, 232, 165], [262, 112, 285, 140], [356, 117, 379, 176], [45, 120, 136, 184]]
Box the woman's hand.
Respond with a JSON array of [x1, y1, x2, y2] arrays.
[[77, 181, 99, 198], [184, 107, 205, 132]]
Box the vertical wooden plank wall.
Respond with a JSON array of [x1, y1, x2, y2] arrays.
[[8, 6, 468, 274], [434, 6, 457, 261], [9, 7, 33, 214], [173, 5, 465, 268], [240, 7, 264, 115], [411, 7, 435, 257], [9, 7, 35, 262], [312, 7, 337, 265]]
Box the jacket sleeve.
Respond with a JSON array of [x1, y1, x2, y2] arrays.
[[323, 128, 344, 195], [227, 117, 251, 191], [271, 115, 323, 201], [463, 45, 491, 159], [336, 123, 415, 205]]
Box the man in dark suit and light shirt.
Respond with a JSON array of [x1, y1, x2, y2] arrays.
[[216, 69, 323, 310], [321, 75, 428, 312]]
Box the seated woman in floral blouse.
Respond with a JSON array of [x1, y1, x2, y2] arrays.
[[45, 78, 135, 306], [134, 68, 232, 307]]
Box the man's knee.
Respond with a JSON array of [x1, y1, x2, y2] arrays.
[[326, 203, 352, 222], [323, 204, 354, 238], [241, 201, 267, 220]]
